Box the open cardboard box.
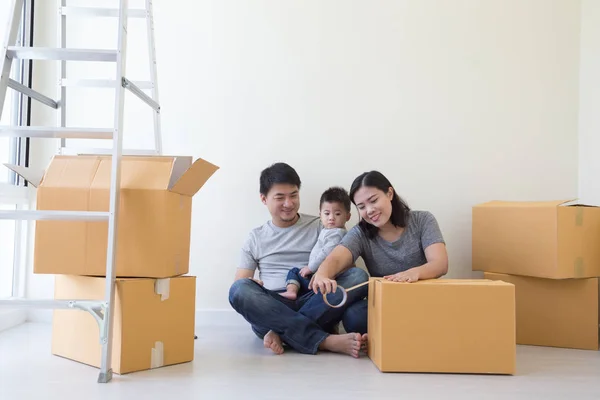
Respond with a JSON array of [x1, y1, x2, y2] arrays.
[[5, 155, 219, 278], [472, 200, 600, 279]]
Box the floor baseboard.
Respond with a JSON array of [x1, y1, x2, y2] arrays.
[[0, 310, 27, 332], [24, 309, 246, 328]]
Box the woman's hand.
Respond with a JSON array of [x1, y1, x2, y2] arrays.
[[384, 268, 420, 283], [309, 272, 338, 294]]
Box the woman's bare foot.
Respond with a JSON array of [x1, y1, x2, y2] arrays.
[[319, 333, 362, 358], [279, 290, 297, 300], [360, 333, 368, 351], [263, 330, 284, 355]]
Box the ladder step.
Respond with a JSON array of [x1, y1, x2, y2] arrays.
[[60, 147, 159, 156], [0, 297, 105, 310], [0, 126, 113, 139], [60, 6, 147, 18], [7, 47, 117, 62], [61, 78, 153, 90], [0, 210, 110, 221]]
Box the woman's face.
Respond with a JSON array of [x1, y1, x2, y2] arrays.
[[353, 185, 394, 228]]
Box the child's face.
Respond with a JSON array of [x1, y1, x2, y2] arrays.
[[320, 201, 350, 229]]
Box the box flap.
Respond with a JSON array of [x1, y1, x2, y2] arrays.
[[3, 164, 44, 187], [168, 157, 219, 197], [475, 200, 574, 208], [559, 199, 600, 207], [41, 156, 101, 188], [91, 156, 174, 190]]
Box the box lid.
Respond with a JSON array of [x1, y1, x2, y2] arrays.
[[4, 155, 219, 196]]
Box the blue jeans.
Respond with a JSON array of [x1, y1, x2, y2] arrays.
[[228, 267, 369, 354], [285, 267, 311, 295], [342, 299, 368, 335]]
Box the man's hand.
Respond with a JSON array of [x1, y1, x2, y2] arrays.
[[384, 268, 420, 283], [299, 266, 312, 278], [310, 272, 338, 294]]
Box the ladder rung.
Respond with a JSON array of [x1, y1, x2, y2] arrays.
[[60, 6, 147, 18], [60, 147, 159, 156], [0, 126, 113, 139], [61, 78, 153, 90], [7, 47, 117, 62], [0, 297, 105, 310], [0, 210, 110, 221]]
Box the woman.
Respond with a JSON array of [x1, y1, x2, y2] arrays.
[[310, 170, 449, 334]]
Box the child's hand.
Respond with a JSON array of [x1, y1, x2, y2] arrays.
[[299, 266, 313, 278]]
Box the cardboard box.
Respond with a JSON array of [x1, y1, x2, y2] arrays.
[[6, 155, 218, 278], [472, 200, 600, 279], [484, 272, 599, 350], [52, 275, 196, 375], [367, 278, 515, 374]]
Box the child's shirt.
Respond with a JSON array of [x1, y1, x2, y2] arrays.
[[307, 227, 347, 273]]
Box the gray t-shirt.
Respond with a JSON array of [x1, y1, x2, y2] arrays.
[[340, 210, 445, 277], [308, 227, 347, 273], [239, 213, 321, 290]]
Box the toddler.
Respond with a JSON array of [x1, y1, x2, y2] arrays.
[[280, 187, 351, 300]]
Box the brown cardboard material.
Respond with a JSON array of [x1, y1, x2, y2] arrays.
[[472, 200, 600, 279], [484, 272, 600, 350], [367, 278, 515, 374], [51, 275, 196, 374], [6, 155, 219, 278]]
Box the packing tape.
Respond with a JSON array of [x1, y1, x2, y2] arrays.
[[576, 208, 584, 226], [155, 278, 170, 301], [574, 257, 585, 278], [323, 281, 369, 308], [150, 341, 164, 369]]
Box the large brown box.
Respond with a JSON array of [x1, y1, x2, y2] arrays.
[[485, 272, 599, 350], [472, 200, 600, 279], [6, 155, 218, 278], [52, 275, 196, 374], [367, 278, 516, 374]]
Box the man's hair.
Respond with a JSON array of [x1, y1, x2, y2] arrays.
[[259, 162, 301, 196], [320, 186, 351, 213], [349, 171, 410, 239]]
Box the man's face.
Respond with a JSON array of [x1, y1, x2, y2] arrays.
[[261, 184, 300, 227]]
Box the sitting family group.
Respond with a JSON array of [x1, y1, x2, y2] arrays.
[[228, 162, 449, 358]]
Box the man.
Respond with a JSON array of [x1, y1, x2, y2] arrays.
[[228, 162, 368, 357]]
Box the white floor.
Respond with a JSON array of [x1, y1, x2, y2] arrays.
[[1, 323, 600, 400]]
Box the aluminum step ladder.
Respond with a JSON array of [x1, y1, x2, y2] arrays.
[[0, 0, 162, 383]]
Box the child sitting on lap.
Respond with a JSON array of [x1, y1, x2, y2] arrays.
[[280, 187, 351, 300]]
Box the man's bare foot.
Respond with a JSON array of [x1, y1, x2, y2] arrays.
[[279, 290, 297, 300], [319, 333, 362, 358], [263, 330, 284, 355]]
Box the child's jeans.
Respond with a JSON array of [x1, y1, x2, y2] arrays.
[[285, 267, 312, 294]]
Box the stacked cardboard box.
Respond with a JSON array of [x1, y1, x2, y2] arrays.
[[472, 200, 600, 351], [9, 155, 219, 374]]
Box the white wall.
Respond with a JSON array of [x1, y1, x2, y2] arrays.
[[26, 0, 581, 319], [578, 0, 600, 204]]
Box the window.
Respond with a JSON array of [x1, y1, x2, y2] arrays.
[[0, 0, 31, 303]]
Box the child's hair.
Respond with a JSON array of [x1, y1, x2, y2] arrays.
[[319, 187, 351, 213]]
